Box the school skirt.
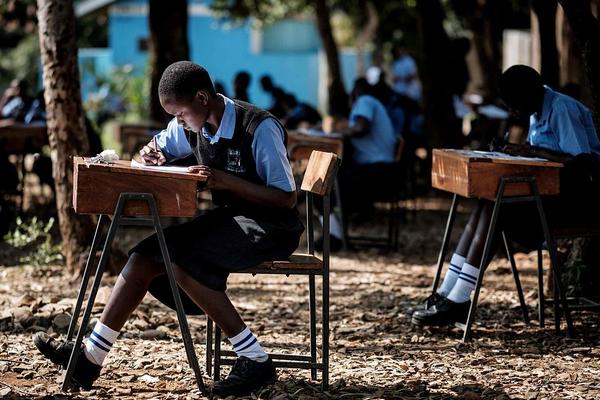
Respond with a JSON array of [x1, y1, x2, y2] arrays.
[[129, 206, 304, 315]]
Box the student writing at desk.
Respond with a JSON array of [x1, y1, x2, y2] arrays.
[[34, 61, 304, 397], [317, 77, 400, 251], [410, 65, 600, 327]]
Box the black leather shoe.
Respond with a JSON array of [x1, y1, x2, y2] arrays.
[[33, 332, 101, 390], [315, 235, 343, 253], [405, 292, 446, 316], [411, 298, 471, 326], [212, 356, 277, 398]]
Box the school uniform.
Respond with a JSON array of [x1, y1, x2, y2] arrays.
[[341, 95, 401, 215], [499, 86, 600, 247], [130, 95, 304, 314]]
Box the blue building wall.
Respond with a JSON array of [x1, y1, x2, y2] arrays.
[[82, 0, 366, 111]]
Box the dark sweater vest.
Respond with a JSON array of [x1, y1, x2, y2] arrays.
[[187, 100, 293, 218]]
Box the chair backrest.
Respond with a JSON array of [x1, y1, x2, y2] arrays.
[[301, 151, 340, 196]]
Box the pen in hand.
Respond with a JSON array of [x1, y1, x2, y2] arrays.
[[140, 135, 166, 165]]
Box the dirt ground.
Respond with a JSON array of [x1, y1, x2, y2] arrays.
[[1, 196, 600, 400]]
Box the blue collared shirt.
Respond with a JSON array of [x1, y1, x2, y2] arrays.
[[349, 95, 398, 165], [154, 95, 295, 192], [528, 86, 600, 157]]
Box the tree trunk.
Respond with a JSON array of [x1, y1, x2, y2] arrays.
[[149, 0, 189, 123], [532, 0, 560, 88], [314, 0, 349, 117], [37, 0, 94, 272], [558, 0, 600, 129], [416, 0, 459, 149], [355, 1, 379, 77]]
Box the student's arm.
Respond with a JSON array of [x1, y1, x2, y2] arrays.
[[340, 96, 373, 138], [187, 166, 296, 209], [501, 143, 573, 163], [188, 118, 297, 209], [140, 118, 193, 165], [340, 116, 370, 138]]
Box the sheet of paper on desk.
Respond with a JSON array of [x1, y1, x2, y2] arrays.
[[468, 150, 551, 163], [130, 159, 191, 173]]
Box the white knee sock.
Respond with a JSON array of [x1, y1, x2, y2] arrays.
[[436, 253, 465, 296], [84, 320, 119, 366], [447, 262, 480, 303], [228, 326, 268, 362]]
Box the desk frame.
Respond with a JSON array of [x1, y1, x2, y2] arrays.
[[432, 176, 575, 342], [63, 193, 206, 394]]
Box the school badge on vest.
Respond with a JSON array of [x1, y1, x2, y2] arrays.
[[225, 148, 245, 173]]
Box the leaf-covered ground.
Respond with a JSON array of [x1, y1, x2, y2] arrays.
[[1, 197, 600, 399]]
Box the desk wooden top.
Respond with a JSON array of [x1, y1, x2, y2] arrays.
[[434, 149, 563, 168], [432, 149, 562, 199], [74, 157, 207, 182], [287, 130, 344, 160]]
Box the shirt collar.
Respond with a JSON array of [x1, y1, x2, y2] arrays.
[[202, 94, 236, 144], [532, 85, 554, 124]]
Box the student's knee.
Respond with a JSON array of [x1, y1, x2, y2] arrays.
[[121, 253, 165, 286]]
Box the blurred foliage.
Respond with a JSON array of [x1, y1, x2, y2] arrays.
[[0, 34, 40, 93], [4, 217, 64, 267], [76, 10, 109, 48], [84, 64, 150, 124], [0, 0, 37, 49]]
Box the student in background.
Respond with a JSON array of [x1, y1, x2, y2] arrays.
[[281, 93, 321, 130], [233, 71, 251, 103], [409, 65, 600, 327]]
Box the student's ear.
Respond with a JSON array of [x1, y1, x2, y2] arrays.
[[196, 91, 208, 106]]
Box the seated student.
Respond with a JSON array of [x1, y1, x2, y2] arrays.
[[259, 74, 287, 119], [33, 61, 304, 397], [318, 78, 399, 251], [0, 79, 31, 121], [410, 65, 600, 326], [281, 93, 322, 129], [233, 71, 251, 103]]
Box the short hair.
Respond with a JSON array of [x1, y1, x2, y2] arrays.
[[158, 61, 216, 101], [499, 65, 543, 111]]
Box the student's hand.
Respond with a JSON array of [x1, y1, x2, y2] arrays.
[[187, 165, 228, 190], [489, 137, 506, 152], [501, 143, 532, 157], [139, 141, 166, 165]]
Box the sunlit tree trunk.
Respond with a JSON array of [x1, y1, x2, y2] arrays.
[[37, 0, 94, 272], [149, 0, 189, 123], [532, 0, 560, 88], [314, 0, 349, 117]]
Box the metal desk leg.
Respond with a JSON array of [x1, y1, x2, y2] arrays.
[[537, 247, 545, 328], [431, 194, 459, 294], [463, 194, 503, 342], [532, 185, 575, 337], [62, 201, 124, 390], [147, 195, 206, 393], [502, 231, 529, 324], [206, 316, 213, 376], [67, 215, 108, 341]]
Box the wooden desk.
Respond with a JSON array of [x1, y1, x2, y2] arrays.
[[66, 156, 208, 393], [430, 148, 573, 341], [73, 157, 206, 217], [432, 149, 562, 200], [0, 122, 47, 154], [287, 131, 344, 161]]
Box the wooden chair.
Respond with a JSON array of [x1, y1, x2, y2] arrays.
[[205, 150, 340, 390]]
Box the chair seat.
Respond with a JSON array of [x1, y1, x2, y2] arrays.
[[241, 253, 323, 274]]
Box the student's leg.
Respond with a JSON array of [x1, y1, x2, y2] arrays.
[[435, 200, 485, 296], [446, 201, 494, 304], [33, 253, 168, 389]]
